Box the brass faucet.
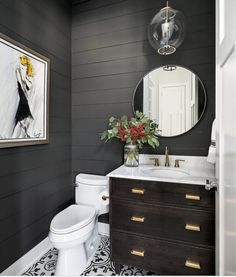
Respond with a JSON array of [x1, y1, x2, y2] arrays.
[[174, 159, 185, 168], [150, 157, 159, 166], [165, 146, 170, 167]]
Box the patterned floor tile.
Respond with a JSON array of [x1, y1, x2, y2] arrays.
[[22, 236, 156, 276], [23, 248, 58, 276]]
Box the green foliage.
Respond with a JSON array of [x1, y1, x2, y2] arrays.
[[101, 111, 160, 149]]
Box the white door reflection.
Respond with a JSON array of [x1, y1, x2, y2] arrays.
[[133, 65, 206, 137]]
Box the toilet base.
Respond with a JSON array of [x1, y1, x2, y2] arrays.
[[54, 226, 101, 276], [85, 223, 100, 259], [55, 236, 101, 276], [55, 243, 87, 276]]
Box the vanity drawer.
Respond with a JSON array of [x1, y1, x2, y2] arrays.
[[111, 178, 215, 210], [112, 199, 215, 247], [111, 231, 215, 275]]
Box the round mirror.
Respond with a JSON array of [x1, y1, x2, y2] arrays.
[[133, 65, 207, 137]]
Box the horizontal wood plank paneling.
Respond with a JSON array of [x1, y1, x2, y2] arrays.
[[72, 118, 108, 133], [73, 60, 214, 80], [72, 103, 132, 119], [72, 0, 125, 13], [72, 25, 214, 53], [0, 1, 71, 59], [0, 199, 71, 272], [0, 0, 72, 272], [72, 71, 145, 92], [0, 174, 70, 217], [72, 159, 123, 177], [0, 147, 71, 178], [0, 183, 71, 242], [72, 0, 215, 176], [72, 0, 213, 27], [0, 161, 71, 199], [72, 12, 214, 39], [72, 143, 123, 162], [72, 131, 104, 146], [72, 43, 214, 66], [72, 88, 133, 105]]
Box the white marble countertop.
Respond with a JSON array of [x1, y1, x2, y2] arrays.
[[107, 155, 215, 186]]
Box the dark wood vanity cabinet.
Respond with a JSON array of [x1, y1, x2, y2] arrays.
[[110, 177, 215, 275]]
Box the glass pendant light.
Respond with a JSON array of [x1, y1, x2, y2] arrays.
[[148, 1, 186, 55]]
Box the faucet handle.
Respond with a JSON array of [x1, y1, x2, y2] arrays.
[[149, 158, 159, 167], [174, 159, 185, 168]]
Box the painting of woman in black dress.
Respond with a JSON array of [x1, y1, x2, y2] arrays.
[[0, 33, 49, 148], [12, 55, 34, 138]]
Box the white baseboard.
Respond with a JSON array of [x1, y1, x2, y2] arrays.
[[1, 237, 52, 276]]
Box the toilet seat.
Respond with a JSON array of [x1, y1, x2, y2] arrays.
[[50, 204, 96, 234]]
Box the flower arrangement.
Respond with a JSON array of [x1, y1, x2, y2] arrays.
[[101, 111, 160, 148]]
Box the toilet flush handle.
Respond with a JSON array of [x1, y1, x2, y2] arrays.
[[102, 195, 109, 201]]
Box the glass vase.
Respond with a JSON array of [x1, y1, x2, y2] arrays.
[[124, 143, 139, 167]]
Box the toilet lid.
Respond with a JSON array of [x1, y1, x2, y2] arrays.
[[50, 204, 96, 234]]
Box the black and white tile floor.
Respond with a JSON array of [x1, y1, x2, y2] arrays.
[[22, 236, 156, 276]]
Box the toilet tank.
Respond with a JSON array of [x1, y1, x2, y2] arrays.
[[75, 174, 109, 214]]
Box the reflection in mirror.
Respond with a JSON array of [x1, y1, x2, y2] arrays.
[[133, 65, 206, 137]]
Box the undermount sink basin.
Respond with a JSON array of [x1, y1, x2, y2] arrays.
[[141, 167, 189, 179]]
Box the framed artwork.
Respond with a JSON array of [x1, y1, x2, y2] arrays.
[[0, 32, 50, 148]]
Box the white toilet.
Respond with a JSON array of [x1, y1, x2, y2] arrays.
[[49, 173, 109, 276]]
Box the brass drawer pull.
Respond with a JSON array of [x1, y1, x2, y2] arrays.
[[185, 259, 201, 270], [131, 216, 145, 223], [185, 224, 201, 232], [185, 194, 200, 201], [131, 188, 145, 195], [131, 249, 145, 257]]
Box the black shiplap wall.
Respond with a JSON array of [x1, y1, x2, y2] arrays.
[[72, 0, 215, 176], [0, 0, 72, 272]]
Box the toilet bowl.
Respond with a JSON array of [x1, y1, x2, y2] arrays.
[[49, 174, 109, 276], [49, 205, 96, 276]]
